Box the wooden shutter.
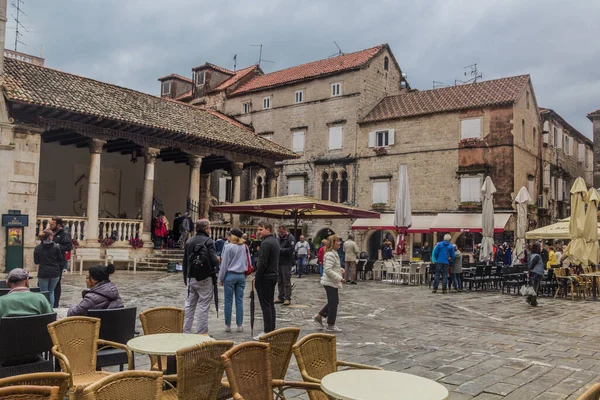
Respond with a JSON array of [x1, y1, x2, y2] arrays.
[[388, 129, 395, 146], [368, 131, 376, 147]]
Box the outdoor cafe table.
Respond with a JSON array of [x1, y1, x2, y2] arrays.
[[320, 369, 449, 400], [580, 272, 600, 300], [127, 333, 215, 372]]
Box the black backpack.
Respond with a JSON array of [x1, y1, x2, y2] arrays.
[[189, 241, 216, 281]]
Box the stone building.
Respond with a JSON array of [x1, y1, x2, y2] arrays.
[[589, 108, 600, 187], [539, 108, 593, 226]]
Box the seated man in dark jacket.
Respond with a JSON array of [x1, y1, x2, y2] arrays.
[[67, 264, 123, 316]]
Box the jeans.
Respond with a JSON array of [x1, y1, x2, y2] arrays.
[[224, 272, 246, 327], [433, 263, 449, 290], [318, 263, 323, 276], [277, 264, 292, 301], [345, 261, 356, 282], [38, 276, 60, 307], [296, 255, 307, 277], [54, 261, 68, 308], [256, 277, 277, 333], [452, 272, 463, 291], [319, 286, 339, 326], [184, 277, 213, 334]]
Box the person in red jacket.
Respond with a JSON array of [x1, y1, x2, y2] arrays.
[[153, 211, 168, 249], [317, 239, 327, 276]]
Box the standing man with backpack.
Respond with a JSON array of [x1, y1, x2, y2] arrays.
[[182, 219, 219, 334], [49, 216, 72, 308]]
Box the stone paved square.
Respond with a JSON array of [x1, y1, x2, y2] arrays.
[[59, 271, 600, 399]]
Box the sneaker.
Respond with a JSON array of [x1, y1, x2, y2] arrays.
[[283, 300, 291, 306], [225, 325, 231, 332], [274, 299, 284, 304], [236, 326, 243, 332], [313, 314, 324, 328], [432, 289, 437, 293], [253, 332, 265, 341], [325, 325, 342, 332]]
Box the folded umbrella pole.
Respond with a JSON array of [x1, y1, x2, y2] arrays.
[[250, 278, 255, 338]]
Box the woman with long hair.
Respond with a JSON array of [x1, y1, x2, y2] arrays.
[[218, 228, 248, 332], [313, 235, 345, 332], [34, 229, 63, 307], [67, 264, 123, 316]]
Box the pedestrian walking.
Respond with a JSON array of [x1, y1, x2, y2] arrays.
[[313, 235, 345, 332], [254, 221, 280, 339], [452, 245, 463, 292], [249, 234, 261, 269], [343, 234, 360, 284], [179, 212, 192, 248], [527, 242, 545, 306], [432, 234, 455, 294], [34, 229, 64, 307], [294, 235, 310, 278], [218, 228, 248, 333], [49, 216, 72, 308], [182, 219, 219, 334], [275, 225, 295, 306]]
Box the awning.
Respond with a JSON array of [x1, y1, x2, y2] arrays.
[[351, 214, 436, 233], [526, 218, 600, 240], [430, 213, 512, 233]]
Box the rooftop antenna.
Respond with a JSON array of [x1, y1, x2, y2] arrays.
[[11, 0, 27, 51], [461, 63, 483, 84], [328, 41, 344, 58], [233, 54, 237, 72], [250, 44, 274, 67], [433, 81, 450, 89]]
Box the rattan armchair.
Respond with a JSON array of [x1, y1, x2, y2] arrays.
[[577, 383, 600, 400], [47, 317, 133, 400], [292, 333, 382, 400], [259, 327, 301, 399], [0, 372, 70, 400], [82, 371, 163, 400], [139, 307, 184, 373], [0, 385, 60, 399], [161, 340, 233, 400]]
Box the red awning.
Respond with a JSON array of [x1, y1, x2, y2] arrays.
[[430, 213, 512, 233], [351, 214, 435, 233]]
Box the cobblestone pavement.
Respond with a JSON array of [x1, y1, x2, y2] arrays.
[[59, 271, 600, 399]]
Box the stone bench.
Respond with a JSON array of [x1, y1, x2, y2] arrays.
[[72, 248, 104, 275], [106, 248, 139, 273]]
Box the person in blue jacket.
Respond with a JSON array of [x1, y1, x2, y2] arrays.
[[432, 234, 455, 293]]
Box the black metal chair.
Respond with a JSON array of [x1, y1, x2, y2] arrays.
[[0, 313, 57, 378], [0, 281, 8, 289], [540, 268, 557, 297], [0, 287, 42, 296], [88, 307, 137, 371], [483, 265, 493, 290], [427, 264, 436, 288], [464, 265, 485, 291]]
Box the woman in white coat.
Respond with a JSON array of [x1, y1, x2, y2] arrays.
[[313, 235, 345, 332]]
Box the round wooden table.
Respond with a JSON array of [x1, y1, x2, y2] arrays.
[[320, 370, 449, 400], [127, 333, 214, 356]]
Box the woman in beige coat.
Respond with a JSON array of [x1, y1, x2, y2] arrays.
[[313, 235, 345, 332]]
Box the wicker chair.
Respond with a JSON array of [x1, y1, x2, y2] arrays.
[[162, 340, 233, 400], [0, 385, 60, 399], [259, 327, 301, 399], [292, 333, 382, 400], [47, 317, 133, 400], [139, 307, 184, 372], [81, 371, 163, 400], [0, 372, 70, 400], [222, 342, 321, 400], [577, 383, 600, 400]]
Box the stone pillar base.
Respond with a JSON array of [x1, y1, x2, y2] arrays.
[[84, 240, 101, 248]]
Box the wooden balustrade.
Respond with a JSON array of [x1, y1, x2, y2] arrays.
[[36, 216, 142, 245]]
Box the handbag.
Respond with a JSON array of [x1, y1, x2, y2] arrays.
[[245, 245, 253, 276]]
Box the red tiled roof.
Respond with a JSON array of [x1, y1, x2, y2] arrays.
[[541, 107, 592, 146], [361, 75, 530, 123], [175, 89, 193, 101], [231, 44, 386, 95], [210, 65, 259, 93], [157, 73, 193, 83], [588, 108, 600, 117], [193, 62, 234, 76]]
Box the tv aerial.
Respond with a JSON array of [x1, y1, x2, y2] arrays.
[[455, 63, 483, 85], [11, 0, 28, 51], [250, 44, 274, 67], [328, 41, 344, 58]]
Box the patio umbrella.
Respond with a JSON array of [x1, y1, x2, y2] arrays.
[[513, 187, 532, 265], [249, 278, 255, 337], [565, 177, 588, 266], [212, 195, 380, 238], [394, 165, 412, 257], [584, 187, 600, 266], [480, 176, 496, 262], [526, 218, 600, 240]]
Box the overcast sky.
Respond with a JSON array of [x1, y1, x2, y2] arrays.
[[6, 0, 600, 136]]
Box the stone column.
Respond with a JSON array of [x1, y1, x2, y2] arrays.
[[188, 156, 203, 219], [231, 162, 244, 227], [268, 168, 280, 198], [85, 138, 105, 246], [141, 147, 159, 243], [200, 173, 211, 219]]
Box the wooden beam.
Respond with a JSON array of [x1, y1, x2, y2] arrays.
[[61, 137, 90, 147]]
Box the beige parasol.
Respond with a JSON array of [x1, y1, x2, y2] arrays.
[[564, 177, 588, 266], [513, 187, 531, 264], [584, 187, 600, 266]]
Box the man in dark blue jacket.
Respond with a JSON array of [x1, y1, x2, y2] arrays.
[[432, 234, 455, 294], [254, 221, 280, 339], [275, 226, 295, 306]]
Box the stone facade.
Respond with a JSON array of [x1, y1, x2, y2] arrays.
[[589, 110, 600, 188]]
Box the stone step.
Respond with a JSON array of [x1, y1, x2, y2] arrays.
[[142, 257, 183, 263]]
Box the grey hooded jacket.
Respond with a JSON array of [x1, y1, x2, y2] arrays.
[[67, 281, 124, 316]]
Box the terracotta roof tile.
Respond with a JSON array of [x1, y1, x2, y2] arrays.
[[361, 75, 530, 123], [157, 73, 193, 83], [588, 108, 600, 117], [231, 45, 385, 95], [174, 89, 193, 101], [210, 65, 259, 93], [3, 57, 296, 160], [193, 62, 235, 76]]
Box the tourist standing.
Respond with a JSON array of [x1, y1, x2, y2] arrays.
[[173, 212, 183, 244], [178, 212, 191, 248], [34, 229, 63, 307], [254, 221, 280, 339], [432, 234, 455, 294], [0, 269, 52, 318], [182, 219, 219, 334], [218, 228, 248, 333], [49, 216, 72, 308], [317, 239, 327, 276], [215, 236, 226, 257], [503, 244, 513, 266], [421, 242, 431, 262], [153, 211, 168, 249], [343, 234, 360, 284], [452, 245, 463, 292], [546, 246, 557, 269], [540, 243, 549, 267], [527, 242, 545, 306], [67, 264, 124, 316], [495, 244, 504, 266], [275, 226, 295, 306], [249, 234, 261, 269], [294, 235, 310, 278], [313, 235, 345, 332]]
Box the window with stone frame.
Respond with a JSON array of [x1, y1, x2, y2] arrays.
[[340, 171, 349, 203], [292, 131, 305, 153], [162, 81, 171, 95], [460, 118, 482, 140], [328, 126, 343, 150], [321, 172, 329, 201], [384, 56, 389, 71], [242, 102, 251, 114], [288, 177, 305, 196], [460, 176, 482, 203], [195, 71, 205, 85], [256, 176, 264, 199], [263, 96, 271, 110], [295, 90, 304, 104], [331, 82, 342, 97], [372, 181, 389, 204], [330, 172, 339, 203]]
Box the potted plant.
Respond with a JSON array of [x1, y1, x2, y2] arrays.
[[373, 146, 388, 156], [129, 237, 144, 249], [99, 237, 115, 247]]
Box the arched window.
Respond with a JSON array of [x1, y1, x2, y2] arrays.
[[384, 56, 389, 71], [256, 176, 263, 199], [522, 119, 526, 144], [321, 172, 329, 201], [340, 171, 349, 203], [330, 172, 339, 203]]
